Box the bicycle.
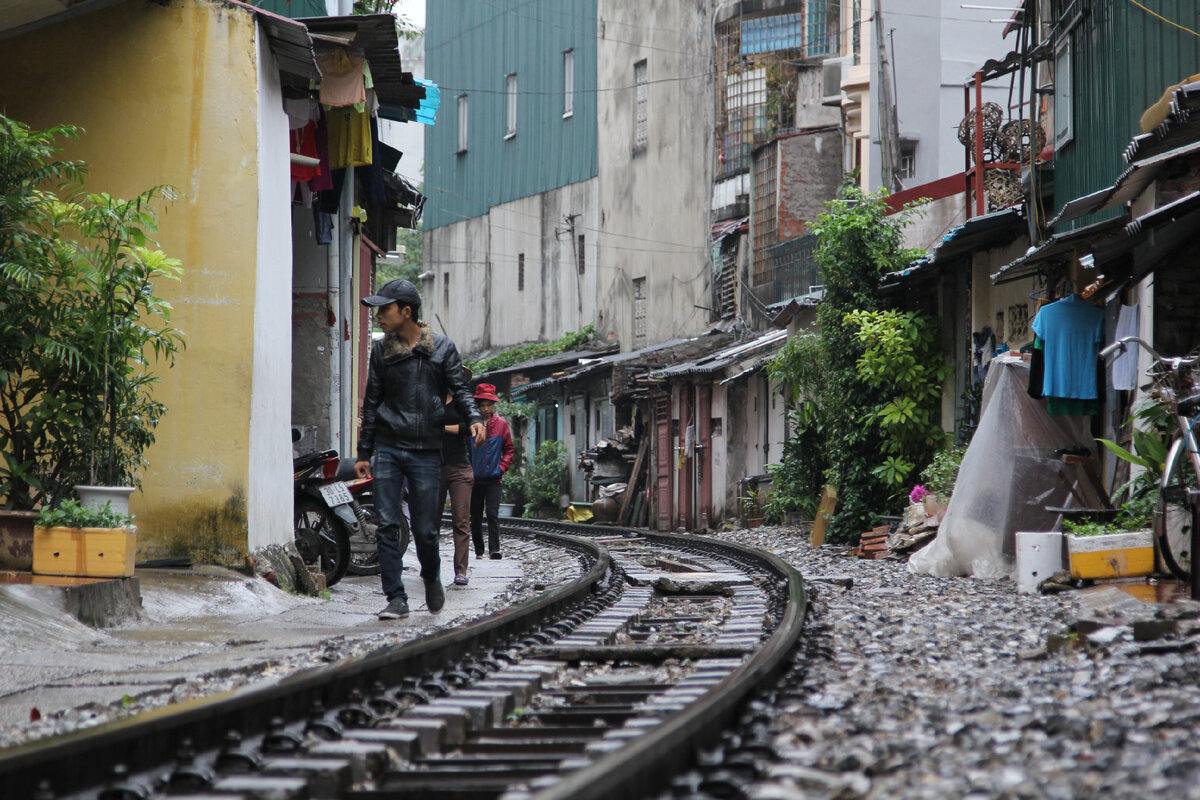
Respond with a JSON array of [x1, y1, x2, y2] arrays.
[[1101, 336, 1200, 588]]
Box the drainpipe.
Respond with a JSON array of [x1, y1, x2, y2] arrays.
[[340, 167, 355, 451], [327, 210, 342, 454]]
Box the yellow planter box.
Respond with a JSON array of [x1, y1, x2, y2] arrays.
[[33, 526, 137, 578], [1067, 530, 1154, 580]]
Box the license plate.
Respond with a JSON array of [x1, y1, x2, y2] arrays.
[[319, 481, 354, 507]]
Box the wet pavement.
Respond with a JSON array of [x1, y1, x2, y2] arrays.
[[0, 534, 555, 746]]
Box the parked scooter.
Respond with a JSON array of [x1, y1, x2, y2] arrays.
[[293, 447, 355, 587], [337, 457, 409, 576]]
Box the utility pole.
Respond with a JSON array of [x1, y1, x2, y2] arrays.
[[874, 0, 902, 193]]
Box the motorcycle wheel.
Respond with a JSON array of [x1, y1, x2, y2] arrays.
[[294, 499, 352, 588], [348, 497, 382, 576], [347, 496, 410, 576]]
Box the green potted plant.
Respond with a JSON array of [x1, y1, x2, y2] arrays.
[[33, 498, 136, 578], [0, 114, 184, 517], [521, 440, 568, 519], [739, 487, 768, 528]]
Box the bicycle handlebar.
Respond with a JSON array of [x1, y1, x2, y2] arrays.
[[1100, 336, 1160, 362], [1100, 336, 1200, 371]]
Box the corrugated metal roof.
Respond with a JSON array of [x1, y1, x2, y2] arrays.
[[300, 14, 425, 109], [224, 1, 319, 81], [1050, 139, 1200, 228], [991, 217, 1127, 285], [649, 330, 787, 380]]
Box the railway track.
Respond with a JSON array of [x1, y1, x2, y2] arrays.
[[0, 519, 806, 800]]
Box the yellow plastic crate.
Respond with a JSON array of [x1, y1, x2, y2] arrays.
[[1067, 531, 1154, 580], [33, 526, 137, 578]]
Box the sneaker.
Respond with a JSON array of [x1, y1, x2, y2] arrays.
[[475, 551, 484, 560], [425, 578, 445, 612], [453, 574, 469, 586], [490, 552, 502, 560], [378, 598, 409, 620]]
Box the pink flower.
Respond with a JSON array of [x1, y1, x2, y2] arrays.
[[909, 485, 928, 504]]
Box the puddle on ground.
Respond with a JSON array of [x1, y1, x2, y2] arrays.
[[1081, 578, 1192, 605]]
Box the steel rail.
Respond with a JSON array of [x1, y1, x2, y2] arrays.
[[0, 529, 610, 798], [501, 518, 808, 800]]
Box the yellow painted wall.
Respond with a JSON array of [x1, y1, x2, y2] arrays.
[[0, 0, 262, 563]]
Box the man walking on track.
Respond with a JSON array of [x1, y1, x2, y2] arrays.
[[355, 279, 484, 620]]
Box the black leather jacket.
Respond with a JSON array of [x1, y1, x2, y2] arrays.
[[358, 323, 482, 456]]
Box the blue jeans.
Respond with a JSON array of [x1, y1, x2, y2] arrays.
[[374, 445, 442, 602]]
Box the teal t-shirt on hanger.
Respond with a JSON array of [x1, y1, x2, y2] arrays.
[[1030, 294, 1104, 400]]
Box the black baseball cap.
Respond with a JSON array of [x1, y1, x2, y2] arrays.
[[361, 279, 422, 308]]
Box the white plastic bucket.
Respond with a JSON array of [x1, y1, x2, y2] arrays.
[[1015, 532, 1063, 594]]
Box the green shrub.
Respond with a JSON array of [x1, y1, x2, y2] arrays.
[[36, 498, 132, 529], [919, 444, 966, 499], [520, 440, 568, 512]]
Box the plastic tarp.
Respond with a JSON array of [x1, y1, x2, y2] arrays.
[[909, 353, 1101, 579]]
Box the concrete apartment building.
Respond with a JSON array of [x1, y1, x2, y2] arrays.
[[422, 0, 715, 355]]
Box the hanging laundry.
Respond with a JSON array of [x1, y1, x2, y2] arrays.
[[1110, 304, 1140, 391], [326, 106, 372, 169], [290, 120, 322, 182], [1030, 293, 1104, 415], [310, 111, 333, 193], [316, 49, 369, 108], [284, 92, 319, 130]]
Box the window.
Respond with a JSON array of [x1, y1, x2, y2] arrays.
[[740, 13, 801, 55], [633, 276, 647, 344], [576, 234, 585, 274], [506, 73, 518, 138], [563, 49, 575, 118], [898, 141, 916, 180], [570, 414, 576, 435], [633, 60, 648, 152], [518, 253, 525, 291], [457, 94, 468, 153], [443, 272, 449, 307], [1053, 37, 1073, 149], [804, 1, 834, 58]]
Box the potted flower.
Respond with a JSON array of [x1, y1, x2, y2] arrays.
[[33, 498, 136, 578], [740, 487, 767, 528], [0, 115, 184, 518]]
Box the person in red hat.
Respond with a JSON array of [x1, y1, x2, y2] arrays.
[[468, 382, 514, 559]]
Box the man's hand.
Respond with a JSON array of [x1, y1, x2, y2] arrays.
[[470, 422, 486, 446], [354, 459, 372, 479]]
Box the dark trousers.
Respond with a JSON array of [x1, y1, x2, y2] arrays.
[[470, 480, 503, 555], [439, 462, 474, 576], [374, 445, 441, 602]]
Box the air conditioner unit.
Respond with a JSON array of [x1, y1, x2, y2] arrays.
[[821, 56, 852, 106]]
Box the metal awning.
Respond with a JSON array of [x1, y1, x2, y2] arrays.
[[300, 14, 425, 109], [649, 330, 787, 380], [228, 1, 319, 81], [879, 207, 1025, 290], [1050, 138, 1200, 228], [991, 217, 1127, 285]]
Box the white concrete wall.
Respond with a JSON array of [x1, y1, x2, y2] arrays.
[[858, 0, 1017, 192], [248, 34, 295, 550], [425, 181, 602, 354], [595, 0, 714, 350]]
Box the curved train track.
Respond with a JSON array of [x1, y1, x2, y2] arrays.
[[0, 519, 806, 800]]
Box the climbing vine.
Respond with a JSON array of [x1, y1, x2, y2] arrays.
[[766, 178, 927, 542]]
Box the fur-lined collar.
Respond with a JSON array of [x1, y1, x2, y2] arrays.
[[380, 322, 436, 362]]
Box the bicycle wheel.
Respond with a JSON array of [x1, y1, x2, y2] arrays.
[[1156, 437, 1196, 580], [294, 499, 352, 587]]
